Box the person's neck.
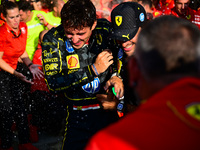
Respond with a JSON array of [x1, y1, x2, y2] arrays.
[[7, 23, 19, 33], [12, 28, 19, 34]]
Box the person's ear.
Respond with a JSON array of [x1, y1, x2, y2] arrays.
[[27, 10, 32, 16], [127, 56, 140, 87], [53, 6, 57, 13], [91, 20, 97, 31]]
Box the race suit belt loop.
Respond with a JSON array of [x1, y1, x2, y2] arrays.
[[73, 104, 101, 111]]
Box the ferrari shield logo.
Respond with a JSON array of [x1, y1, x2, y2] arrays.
[[115, 15, 122, 26]]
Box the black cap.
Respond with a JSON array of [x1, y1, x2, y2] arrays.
[[111, 2, 146, 41]]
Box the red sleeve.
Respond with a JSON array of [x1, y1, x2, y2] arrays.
[[0, 26, 5, 52], [32, 45, 42, 66]]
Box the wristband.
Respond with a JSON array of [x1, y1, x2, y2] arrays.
[[111, 72, 122, 79], [44, 22, 48, 26], [92, 64, 99, 76], [28, 62, 33, 68]]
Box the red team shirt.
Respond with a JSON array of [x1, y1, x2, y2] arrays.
[[86, 77, 200, 150], [161, 6, 200, 29], [0, 22, 27, 69]]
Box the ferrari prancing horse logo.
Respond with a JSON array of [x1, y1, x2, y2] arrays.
[[115, 15, 122, 26]]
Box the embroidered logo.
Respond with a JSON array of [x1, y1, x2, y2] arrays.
[[66, 54, 80, 69], [82, 77, 100, 93], [65, 40, 74, 53], [122, 34, 130, 40], [186, 15, 191, 20], [115, 15, 122, 26], [21, 27, 26, 34], [186, 103, 200, 121], [139, 13, 145, 22]]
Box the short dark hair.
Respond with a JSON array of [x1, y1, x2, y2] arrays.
[[17, 0, 33, 12], [61, 0, 96, 29], [2, 1, 18, 17], [135, 15, 200, 80]]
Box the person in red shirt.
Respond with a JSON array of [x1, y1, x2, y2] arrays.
[[0, 1, 43, 150], [161, 0, 200, 29], [86, 15, 200, 150]]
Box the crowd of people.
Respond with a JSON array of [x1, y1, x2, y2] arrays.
[[0, 0, 200, 150]]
